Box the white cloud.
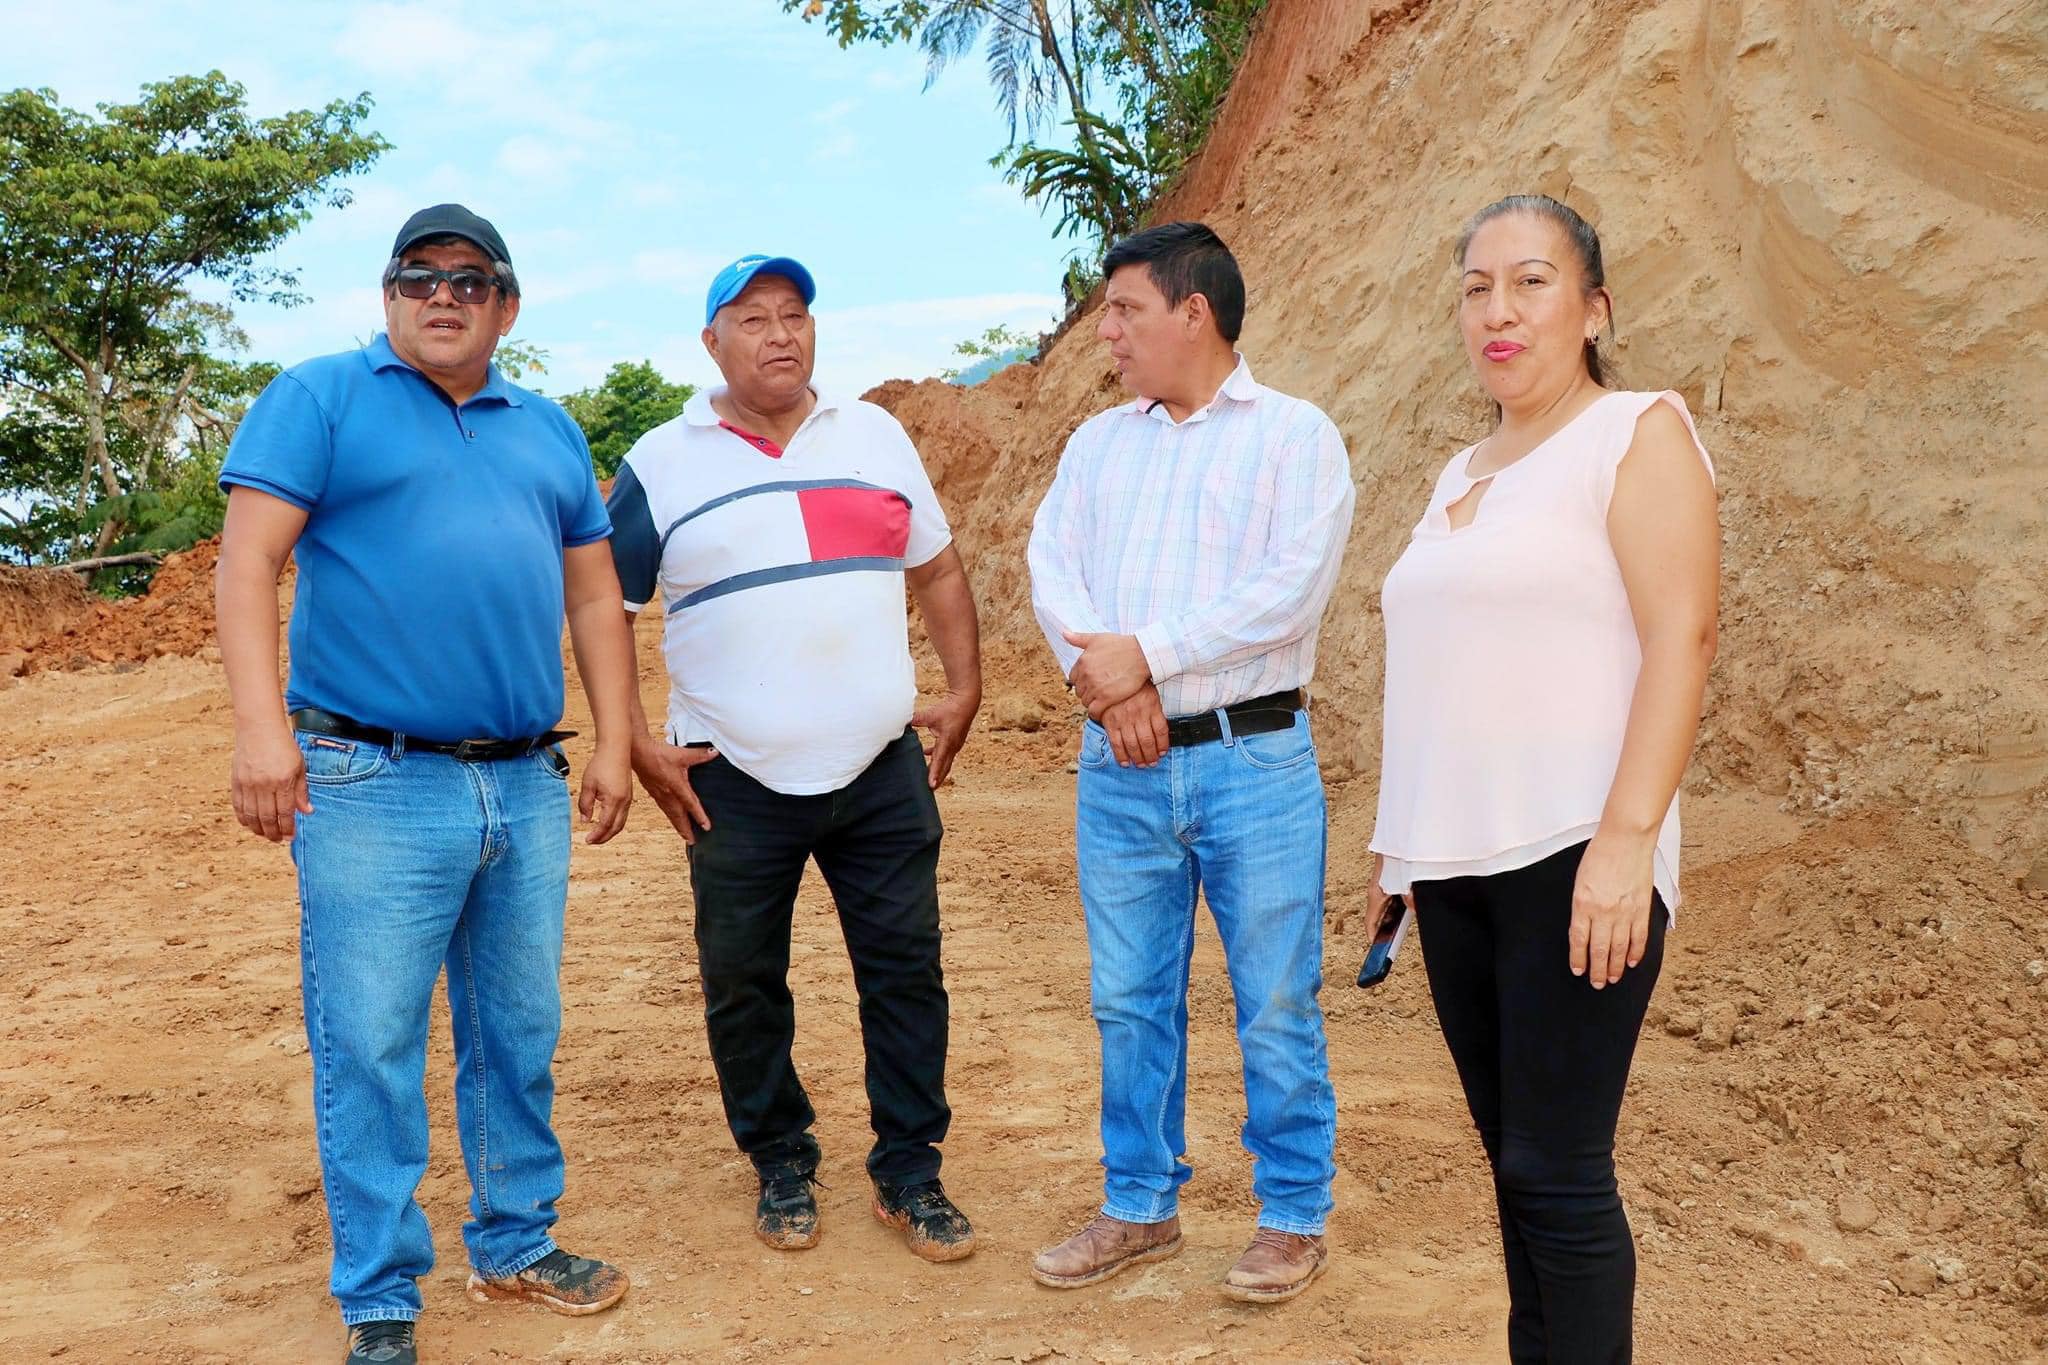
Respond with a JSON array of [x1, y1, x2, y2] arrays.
[[622, 181, 682, 208], [811, 292, 1061, 392], [813, 129, 861, 163], [332, 3, 557, 115], [510, 246, 726, 312], [331, 2, 630, 168], [632, 246, 729, 291], [866, 63, 921, 93], [496, 134, 582, 182], [818, 293, 1062, 331], [228, 285, 391, 366]]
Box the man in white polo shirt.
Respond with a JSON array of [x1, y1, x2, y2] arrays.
[[606, 254, 982, 1263]]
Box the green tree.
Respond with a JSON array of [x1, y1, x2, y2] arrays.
[[939, 322, 1040, 380], [492, 338, 549, 382], [557, 360, 696, 479], [0, 345, 277, 587], [0, 72, 387, 561]]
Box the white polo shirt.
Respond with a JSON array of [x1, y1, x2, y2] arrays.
[[606, 386, 952, 795]]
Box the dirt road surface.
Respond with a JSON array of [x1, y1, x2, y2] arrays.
[[6, 632, 2043, 1363]]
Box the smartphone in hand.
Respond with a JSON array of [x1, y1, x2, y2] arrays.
[[1356, 894, 1412, 989]]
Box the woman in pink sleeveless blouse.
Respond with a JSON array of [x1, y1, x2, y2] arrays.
[[1369, 196, 1719, 1363]]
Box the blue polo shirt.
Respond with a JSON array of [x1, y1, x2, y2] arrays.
[[221, 334, 610, 742]]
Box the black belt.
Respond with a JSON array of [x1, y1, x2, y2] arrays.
[[292, 708, 575, 762], [1163, 689, 1303, 747]]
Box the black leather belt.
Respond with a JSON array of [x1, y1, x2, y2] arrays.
[[1164, 689, 1304, 747], [292, 707, 575, 762]]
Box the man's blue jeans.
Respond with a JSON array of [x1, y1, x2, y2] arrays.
[[289, 732, 572, 1326], [1074, 709, 1337, 1235]]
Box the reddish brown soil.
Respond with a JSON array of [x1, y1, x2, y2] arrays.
[[5, 0, 2044, 1359], [0, 564, 92, 657]]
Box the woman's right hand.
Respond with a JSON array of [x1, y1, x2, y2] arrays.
[[1363, 852, 1392, 932]]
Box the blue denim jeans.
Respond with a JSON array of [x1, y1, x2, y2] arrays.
[[1074, 708, 1337, 1235], [289, 732, 572, 1326]]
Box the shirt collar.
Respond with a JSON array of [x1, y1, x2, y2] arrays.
[[684, 383, 842, 427], [365, 333, 522, 407], [1131, 352, 1261, 424]]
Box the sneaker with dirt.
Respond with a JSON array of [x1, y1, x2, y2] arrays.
[[1220, 1228, 1327, 1303], [1031, 1212, 1183, 1288], [756, 1168, 822, 1250], [343, 1320, 416, 1365], [466, 1247, 629, 1316], [872, 1178, 976, 1262]]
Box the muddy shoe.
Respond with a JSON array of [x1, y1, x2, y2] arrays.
[[466, 1247, 629, 1316], [872, 1178, 976, 1263], [344, 1320, 416, 1365], [756, 1168, 822, 1250], [1221, 1228, 1327, 1303], [1031, 1213, 1183, 1288]]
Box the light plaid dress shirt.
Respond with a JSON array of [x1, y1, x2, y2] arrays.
[[1027, 355, 1356, 718]]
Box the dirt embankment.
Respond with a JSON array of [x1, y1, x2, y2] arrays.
[[0, 564, 93, 661], [869, 0, 2048, 875], [3, 541, 244, 673], [859, 0, 2048, 1351]]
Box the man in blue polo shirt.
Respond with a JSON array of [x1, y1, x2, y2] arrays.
[[215, 204, 637, 1365]]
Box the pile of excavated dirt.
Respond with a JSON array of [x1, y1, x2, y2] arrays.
[[0, 564, 93, 662], [14, 539, 263, 674]]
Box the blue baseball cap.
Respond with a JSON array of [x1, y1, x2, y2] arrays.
[[704, 254, 817, 326]]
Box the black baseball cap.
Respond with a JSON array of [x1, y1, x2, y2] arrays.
[[390, 203, 512, 266]]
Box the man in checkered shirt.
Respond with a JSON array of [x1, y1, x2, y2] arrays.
[[1026, 222, 1355, 1304]]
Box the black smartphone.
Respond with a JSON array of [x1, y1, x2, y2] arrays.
[[1355, 894, 1411, 989]]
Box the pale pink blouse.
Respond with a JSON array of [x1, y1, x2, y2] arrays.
[[1371, 390, 1714, 911]]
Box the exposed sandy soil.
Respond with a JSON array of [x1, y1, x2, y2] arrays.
[[874, 0, 2048, 872], [4, 631, 2047, 1363], [3, 0, 2045, 1359]]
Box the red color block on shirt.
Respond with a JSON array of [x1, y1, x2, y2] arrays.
[[797, 485, 911, 562]]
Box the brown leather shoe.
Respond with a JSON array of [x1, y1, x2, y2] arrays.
[[1031, 1213, 1183, 1288], [1221, 1228, 1327, 1303]]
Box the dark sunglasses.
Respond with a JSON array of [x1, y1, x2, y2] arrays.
[[390, 266, 503, 304]]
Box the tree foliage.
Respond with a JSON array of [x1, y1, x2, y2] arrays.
[[786, 1, 1267, 286], [0, 72, 387, 571], [556, 360, 696, 479], [939, 322, 1040, 381]]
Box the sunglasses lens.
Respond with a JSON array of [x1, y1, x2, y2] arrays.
[[392, 268, 497, 303]]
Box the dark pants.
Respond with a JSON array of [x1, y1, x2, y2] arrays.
[[1411, 841, 1667, 1365], [684, 728, 951, 1186]]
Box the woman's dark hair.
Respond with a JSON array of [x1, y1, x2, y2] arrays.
[[1102, 221, 1246, 343], [1455, 194, 1614, 386]]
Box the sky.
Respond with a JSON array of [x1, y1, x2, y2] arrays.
[[1, 0, 1076, 398]]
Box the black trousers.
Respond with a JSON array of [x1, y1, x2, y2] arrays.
[[684, 728, 951, 1186], [1412, 841, 1667, 1365]]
